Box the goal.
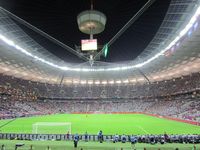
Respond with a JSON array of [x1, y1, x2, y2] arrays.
[[32, 122, 71, 134]]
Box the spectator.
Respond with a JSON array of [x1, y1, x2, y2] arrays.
[[73, 133, 79, 148], [85, 131, 88, 142], [121, 134, 126, 143]]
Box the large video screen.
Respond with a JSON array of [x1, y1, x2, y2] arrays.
[[81, 39, 97, 51]]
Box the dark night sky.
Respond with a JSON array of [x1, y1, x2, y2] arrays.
[[0, 0, 171, 63]]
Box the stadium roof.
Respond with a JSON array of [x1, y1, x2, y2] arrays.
[[0, 0, 200, 85], [0, 0, 171, 63]]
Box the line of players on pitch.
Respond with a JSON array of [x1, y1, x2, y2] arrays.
[[71, 130, 137, 148], [69, 131, 199, 148]]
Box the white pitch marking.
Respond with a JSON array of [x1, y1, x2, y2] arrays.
[[136, 125, 150, 134]]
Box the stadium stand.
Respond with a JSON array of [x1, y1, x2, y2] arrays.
[[0, 73, 199, 123], [0, 0, 200, 149]]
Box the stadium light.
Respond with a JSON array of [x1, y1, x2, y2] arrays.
[[122, 79, 129, 83], [73, 80, 79, 84], [88, 80, 93, 84], [129, 79, 136, 83], [137, 78, 145, 82], [152, 76, 159, 80], [95, 80, 100, 85], [116, 80, 122, 84], [65, 79, 72, 84], [80, 80, 87, 84], [0, 4, 200, 73], [102, 81, 107, 84], [108, 80, 114, 84], [51, 78, 57, 82]]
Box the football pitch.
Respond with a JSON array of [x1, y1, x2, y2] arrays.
[[0, 114, 199, 135]]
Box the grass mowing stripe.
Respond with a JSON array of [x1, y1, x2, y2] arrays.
[[0, 118, 17, 130]]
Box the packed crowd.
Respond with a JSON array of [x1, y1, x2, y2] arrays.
[[1, 73, 200, 99], [0, 97, 199, 122], [0, 73, 200, 122]]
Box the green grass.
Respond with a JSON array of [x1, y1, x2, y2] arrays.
[[0, 114, 199, 149], [0, 140, 199, 150], [0, 114, 199, 135]]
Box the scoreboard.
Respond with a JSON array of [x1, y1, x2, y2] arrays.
[[81, 39, 97, 51]]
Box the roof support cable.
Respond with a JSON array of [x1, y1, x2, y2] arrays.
[[94, 0, 157, 60], [0, 7, 89, 61]]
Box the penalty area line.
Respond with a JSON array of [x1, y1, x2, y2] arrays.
[[136, 125, 150, 134]]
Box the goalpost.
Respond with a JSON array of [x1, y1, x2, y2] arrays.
[[32, 122, 71, 134]]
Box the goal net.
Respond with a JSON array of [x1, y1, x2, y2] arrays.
[[32, 122, 71, 134]]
